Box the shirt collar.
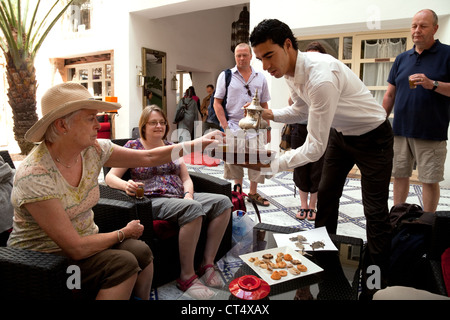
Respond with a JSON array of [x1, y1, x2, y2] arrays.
[[284, 50, 305, 85], [231, 65, 257, 74], [410, 39, 441, 55]]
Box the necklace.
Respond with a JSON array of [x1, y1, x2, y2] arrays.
[[55, 156, 79, 168]]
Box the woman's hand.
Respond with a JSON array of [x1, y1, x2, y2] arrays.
[[122, 220, 144, 240], [124, 180, 143, 197]]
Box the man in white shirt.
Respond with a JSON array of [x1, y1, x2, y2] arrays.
[[250, 19, 394, 299], [214, 43, 271, 206]]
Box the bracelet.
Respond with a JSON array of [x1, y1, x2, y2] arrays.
[[183, 191, 193, 197], [117, 230, 125, 243]]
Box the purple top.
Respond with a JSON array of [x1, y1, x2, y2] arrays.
[[124, 139, 184, 198]]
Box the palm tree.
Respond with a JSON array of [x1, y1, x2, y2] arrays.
[[0, 0, 73, 154]]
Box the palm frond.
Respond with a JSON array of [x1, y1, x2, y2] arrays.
[[0, 1, 20, 65], [31, 0, 74, 58], [0, 0, 74, 68]]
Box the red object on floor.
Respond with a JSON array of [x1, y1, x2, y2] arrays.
[[229, 275, 270, 300], [183, 151, 220, 167]]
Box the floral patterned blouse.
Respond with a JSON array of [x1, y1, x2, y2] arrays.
[[124, 139, 184, 198], [7, 139, 114, 253]]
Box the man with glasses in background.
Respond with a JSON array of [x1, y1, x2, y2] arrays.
[[213, 43, 271, 206]]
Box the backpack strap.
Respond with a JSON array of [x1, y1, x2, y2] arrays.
[[222, 69, 232, 120]]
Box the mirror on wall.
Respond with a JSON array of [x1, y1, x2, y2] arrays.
[[142, 48, 166, 113]]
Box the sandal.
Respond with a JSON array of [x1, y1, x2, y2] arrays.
[[247, 192, 270, 206], [176, 274, 214, 299], [307, 209, 316, 221], [296, 209, 308, 220], [198, 264, 223, 288]]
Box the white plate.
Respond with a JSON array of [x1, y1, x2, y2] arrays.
[[239, 246, 323, 286]]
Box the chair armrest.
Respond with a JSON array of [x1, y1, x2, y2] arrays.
[[189, 171, 232, 199], [96, 184, 155, 243], [429, 259, 448, 296], [0, 247, 70, 300], [429, 211, 450, 260], [0, 150, 15, 169]]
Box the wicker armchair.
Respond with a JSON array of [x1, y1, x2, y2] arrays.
[[102, 138, 233, 287]]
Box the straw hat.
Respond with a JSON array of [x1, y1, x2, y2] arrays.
[[25, 82, 121, 142]]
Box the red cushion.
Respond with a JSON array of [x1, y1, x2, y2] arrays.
[[442, 247, 450, 297], [99, 122, 111, 132], [97, 131, 110, 139], [153, 220, 178, 240]]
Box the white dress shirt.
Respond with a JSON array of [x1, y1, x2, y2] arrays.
[[270, 51, 387, 173]]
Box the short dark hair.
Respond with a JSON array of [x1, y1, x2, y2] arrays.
[[207, 84, 214, 90], [306, 41, 327, 54], [250, 19, 298, 51]]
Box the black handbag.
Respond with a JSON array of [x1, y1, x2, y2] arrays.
[[279, 124, 292, 150], [173, 99, 188, 124]]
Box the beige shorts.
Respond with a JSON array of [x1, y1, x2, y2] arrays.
[[392, 136, 447, 183], [224, 162, 265, 183]]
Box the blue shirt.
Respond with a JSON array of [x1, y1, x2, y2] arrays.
[[214, 66, 270, 125], [387, 40, 450, 140]]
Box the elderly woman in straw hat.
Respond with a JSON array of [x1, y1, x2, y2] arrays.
[[6, 82, 224, 300]]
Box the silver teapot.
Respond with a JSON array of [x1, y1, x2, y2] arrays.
[[239, 89, 269, 132]]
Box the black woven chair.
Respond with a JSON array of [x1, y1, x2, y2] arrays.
[[0, 150, 14, 170], [103, 138, 233, 287], [0, 150, 15, 246]]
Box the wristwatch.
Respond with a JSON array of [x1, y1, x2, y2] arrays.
[[432, 80, 439, 91]]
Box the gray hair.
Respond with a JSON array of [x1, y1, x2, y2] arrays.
[[44, 110, 81, 143]]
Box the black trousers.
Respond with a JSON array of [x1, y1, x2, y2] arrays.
[[291, 124, 326, 193], [316, 119, 394, 293]]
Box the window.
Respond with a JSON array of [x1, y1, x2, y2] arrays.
[[67, 0, 91, 32], [66, 62, 112, 100], [297, 30, 413, 109]]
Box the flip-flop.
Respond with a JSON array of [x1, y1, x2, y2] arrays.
[[247, 192, 270, 206], [176, 274, 214, 299], [198, 264, 223, 288], [307, 209, 316, 221], [296, 208, 308, 220]]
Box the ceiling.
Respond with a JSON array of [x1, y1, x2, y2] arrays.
[[129, 0, 248, 20]]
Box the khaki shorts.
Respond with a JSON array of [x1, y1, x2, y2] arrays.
[[70, 239, 153, 299], [224, 162, 265, 184], [392, 136, 447, 183]]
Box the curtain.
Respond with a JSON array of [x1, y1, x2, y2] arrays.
[[362, 39, 406, 105]]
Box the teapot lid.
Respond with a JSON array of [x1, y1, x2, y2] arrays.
[[245, 89, 264, 111]]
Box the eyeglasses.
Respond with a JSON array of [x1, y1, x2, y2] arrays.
[[244, 84, 252, 97], [147, 120, 167, 127]]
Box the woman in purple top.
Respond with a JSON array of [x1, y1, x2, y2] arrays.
[[106, 105, 232, 299]]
